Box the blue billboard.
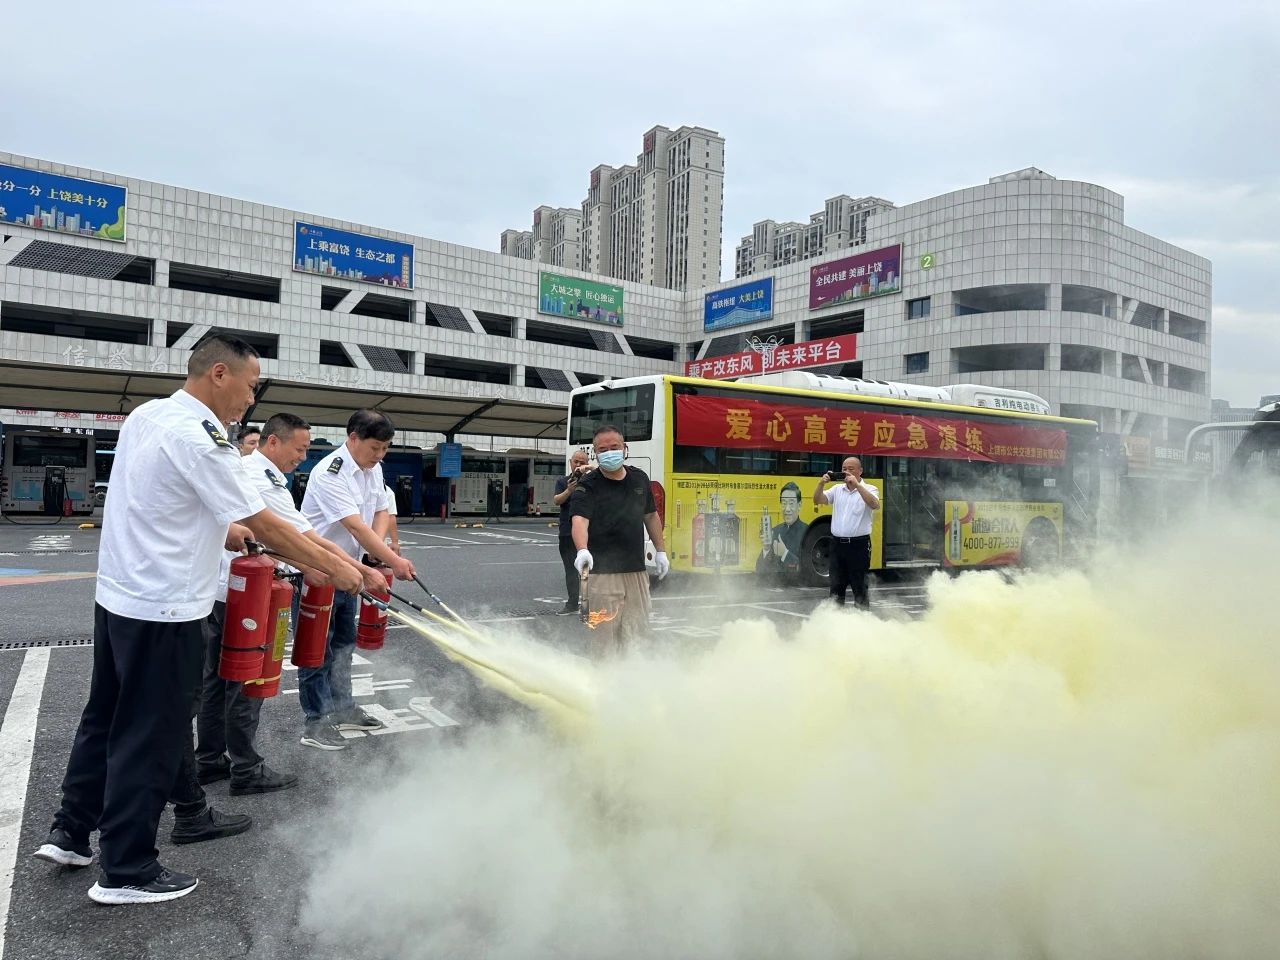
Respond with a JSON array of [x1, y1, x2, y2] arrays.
[[704, 277, 773, 332], [0, 162, 127, 242], [293, 221, 414, 289], [436, 442, 463, 478]]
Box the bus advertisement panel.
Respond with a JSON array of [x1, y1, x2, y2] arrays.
[[943, 500, 1063, 567], [675, 395, 1068, 467], [668, 474, 883, 577]]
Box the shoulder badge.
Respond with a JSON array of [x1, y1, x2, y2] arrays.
[[326, 457, 344, 475], [201, 419, 232, 449], [264, 468, 286, 489]]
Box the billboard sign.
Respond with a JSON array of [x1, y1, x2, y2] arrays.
[[0, 162, 127, 242], [538, 271, 623, 327], [809, 243, 902, 310], [437, 442, 463, 478], [703, 278, 774, 332], [293, 221, 414, 288], [685, 334, 857, 381]]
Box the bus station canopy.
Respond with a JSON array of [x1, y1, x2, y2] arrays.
[[0, 358, 568, 440]]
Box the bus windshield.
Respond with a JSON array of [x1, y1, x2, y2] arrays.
[[569, 383, 655, 445]]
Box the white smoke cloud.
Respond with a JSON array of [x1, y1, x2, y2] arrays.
[[297, 499, 1280, 960]]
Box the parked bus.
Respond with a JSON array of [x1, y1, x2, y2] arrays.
[[0, 424, 96, 516], [291, 443, 564, 518], [567, 373, 1100, 584], [1184, 400, 1280, 483]]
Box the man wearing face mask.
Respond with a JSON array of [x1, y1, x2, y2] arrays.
[[569, 424, 669, 657]]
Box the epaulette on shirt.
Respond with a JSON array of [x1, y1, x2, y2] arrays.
[[202, 420, 232, 449], [264, 468, 286, 488], [326, 457, 344, 475]]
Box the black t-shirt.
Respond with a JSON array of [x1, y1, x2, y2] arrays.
[[569, 465, 656, 574], [554, 474, 575, 537]]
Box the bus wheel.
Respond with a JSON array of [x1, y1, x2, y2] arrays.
[[1020, 516, 1061, 568], [800, 523, 833, 588]]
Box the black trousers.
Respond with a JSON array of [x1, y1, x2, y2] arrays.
[[195, 600, 264, 778], [557, 535, 580, 607], [55, 604, 203, 885], [829, 535, 871, 609]]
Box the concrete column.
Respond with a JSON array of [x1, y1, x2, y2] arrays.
[[1047, 282, 1062, 313], [1047, 342, 1062, 371], [150, 317, 166, 348], [514, 365, 526, 387], [794, 319, 806, 343], [154, 259, 170, 287], [1157, 308, 1168, 334], [516, 317, 527, 341], [413, 301, 426, 325]]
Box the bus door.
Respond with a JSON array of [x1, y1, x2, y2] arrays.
[[507, 457, 530, 516], [880, 458, 940, 564]]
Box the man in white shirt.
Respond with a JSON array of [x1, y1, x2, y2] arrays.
[[32, 336, 363, 906], [813, 456, 881, 609], [195, 413, 385, 790], [300, 409, 415, 749]]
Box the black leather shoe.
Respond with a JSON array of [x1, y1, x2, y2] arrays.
[[195, 759, 231, 786], [170, 807, 252, 845], [230, 765, 299, 796]]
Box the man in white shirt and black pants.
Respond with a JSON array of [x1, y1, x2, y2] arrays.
[[813, 456, 880, 609], [299, 409, 415, 750], [32, 336, 362, 906]]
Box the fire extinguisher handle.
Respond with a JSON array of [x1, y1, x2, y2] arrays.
[[359, 591, 388, 610], [243, 539, 267, 556]]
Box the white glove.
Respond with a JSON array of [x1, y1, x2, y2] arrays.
[[655, 551, 670, 580], [574, 549, 594, 576]]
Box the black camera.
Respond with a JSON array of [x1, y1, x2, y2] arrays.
[[827, 469, 847, 478]]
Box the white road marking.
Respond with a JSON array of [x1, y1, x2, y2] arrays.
[[471, 615, 537, 624], [414, 532, 486, 544], [480, 560, 561, 565], [0, 648, 50, 960]]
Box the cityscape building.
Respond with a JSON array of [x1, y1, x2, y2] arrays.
[[1, 154, 1211, 477], [734, 195, 896, 278], [500, 125, 725, 292]]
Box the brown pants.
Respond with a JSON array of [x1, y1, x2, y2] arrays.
[[583, 571, 652, 659]]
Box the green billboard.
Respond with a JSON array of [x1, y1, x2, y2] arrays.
[[538, 271, 624, 327]]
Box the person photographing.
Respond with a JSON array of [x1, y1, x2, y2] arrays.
[[552, 450, 592, 615], [813, 456, 880, 609]]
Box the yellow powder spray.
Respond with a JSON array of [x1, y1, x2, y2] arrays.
[[301, 500, 1280, 960]]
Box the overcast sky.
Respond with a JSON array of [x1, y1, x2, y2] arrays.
[[3, 0, 1275, 406]]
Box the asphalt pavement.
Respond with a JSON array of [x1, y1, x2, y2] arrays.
[[0, 513, 929, 959]]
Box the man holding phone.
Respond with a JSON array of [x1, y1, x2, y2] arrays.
[[552, 450, 591, 615], [813, 456, 880, 608]]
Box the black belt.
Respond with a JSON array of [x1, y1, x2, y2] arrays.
[[832, 535, 868, 543]]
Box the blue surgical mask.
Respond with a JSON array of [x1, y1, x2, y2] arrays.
[[597, 450, 625, 471]]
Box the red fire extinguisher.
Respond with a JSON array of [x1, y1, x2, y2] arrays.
[[356, 566, 393, 651], [292, 579, 334, 669], [243, 576, 294, 699], [219, 554, 275, 681]]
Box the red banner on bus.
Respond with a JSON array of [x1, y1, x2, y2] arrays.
[[675, 395, 1067, 466], [685, 334, 857, 381]]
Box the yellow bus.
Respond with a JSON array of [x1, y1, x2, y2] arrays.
[[566, 373, 1100, 585]]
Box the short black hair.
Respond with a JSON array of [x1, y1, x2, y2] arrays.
[[347, 408, 394, 442], [261, 413, 309, 443], [779, 481, 801, 502], [592, 423, 624, 441], [188, 335, 258, 377], [239, 425, 261, 439]]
